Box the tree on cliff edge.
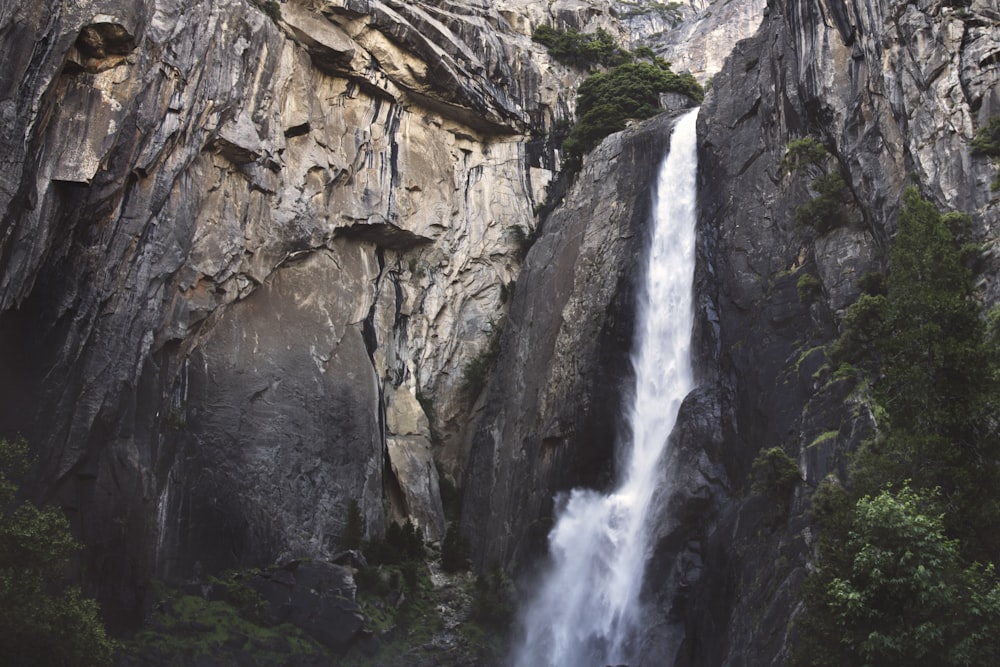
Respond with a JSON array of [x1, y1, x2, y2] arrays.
[[0, 437, 115, 666]]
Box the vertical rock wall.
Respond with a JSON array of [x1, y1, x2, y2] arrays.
[[682, 0, 999, 665], [0, 0, 633, 626]]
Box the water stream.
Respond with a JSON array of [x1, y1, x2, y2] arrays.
[[512, 108, 700, 667]]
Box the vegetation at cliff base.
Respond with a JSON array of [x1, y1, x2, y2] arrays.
[[0, 437, 116, 666], [793, 187, 1000, 665]]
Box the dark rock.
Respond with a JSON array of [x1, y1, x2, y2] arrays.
[[462, 111, 684, 571], [250, 559, 365, 651]]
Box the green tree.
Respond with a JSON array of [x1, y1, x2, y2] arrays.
[[343, 499, 364, 550], [441, 523, 470, 573], [797, 188, 1000, 662], [563, 60, 702, 166], [531, 26, 631, 68], [855, 188, 1000, 552], [749, 446, 800, 503], [0, 437, 116, 666], [794, 486, 1000, 666]]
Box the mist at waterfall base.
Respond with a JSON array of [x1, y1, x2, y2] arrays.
[[511, 108, 700, 667]]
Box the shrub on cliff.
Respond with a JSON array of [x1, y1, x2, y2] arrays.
[[972, 115, 1000, 190], [562, 60, 702, 168], [749, 446, 800, 503], [794, 172, 855, 234], [780, 136, 829, 172], [0, 437, 116, 666], [531, 25, 631, 68]]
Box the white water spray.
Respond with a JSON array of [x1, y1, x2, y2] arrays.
[[512, 108, 700, 667]]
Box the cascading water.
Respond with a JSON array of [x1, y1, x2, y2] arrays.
[[512, 108, 700, 667]]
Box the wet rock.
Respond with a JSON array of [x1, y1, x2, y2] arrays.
[[462, 111, 684, 569]]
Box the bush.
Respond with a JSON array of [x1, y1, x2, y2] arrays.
[[794, 486, 1000, 667], [472, 568, 514, 629], [750, 446, 800, 502], [343, 499, 364, 550], [531, 26, 631, 68], [796, 272, 823, 303], [441, 524, 470, 573], [794, 172, 854, 234], [828, 293, 886, 367], [971, 116, 1000, 157], [781, 136, 829, 172], [0, 438, 117, 666], [562, 60, 703, 166], [971, 116, 1000, 190], [365, 519, 425, 566]]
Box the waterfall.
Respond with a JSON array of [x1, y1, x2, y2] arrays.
[[511, 107, 700, 667]]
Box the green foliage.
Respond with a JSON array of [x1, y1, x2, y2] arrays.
[[780, 136, 829, 172], [471, 568, 514, 629], [124, 585, 323, 665], [875, 188, 989, 441], [795, 188, 1000, 663], [343, 499, 365, 550], [856, 270, 886, 296], [346, 562, 452, 667], [562, 60, 703, 166], [794, 487, 1000, 667], [0, 438, 117, 667], [828, 293, 886, 367], [744, 56, 759, 72], [850, 188, 1000, 554], [749, 446, 800, 502], [365, 519, 425, 566], [531, 26, 631, 68], [971, 115, 1000, 157], [972, 116, 1000, 190], [796, 272, 822, 303], [794, 172, 854, 234]]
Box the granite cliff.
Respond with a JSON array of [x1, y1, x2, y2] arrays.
[[1, 0, 997, 664], [0, 0, 624, 628]]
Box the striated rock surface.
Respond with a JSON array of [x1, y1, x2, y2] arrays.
[[0, 0, 635, 627], [461, 109, 691, 571], [680, 0, 1000, 665], [7, 0, 992, 663]]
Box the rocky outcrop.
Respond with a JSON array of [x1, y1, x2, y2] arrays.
[[623, 0, 769, 82]]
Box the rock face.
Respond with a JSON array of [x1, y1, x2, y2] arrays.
[[678, 0, 1000, 665], [620, 0, 769, 82], [4, 0, 992, 663], [462, 110, 691, 570], [465, 0, 998, 664], [0, 0, 633, 627]]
